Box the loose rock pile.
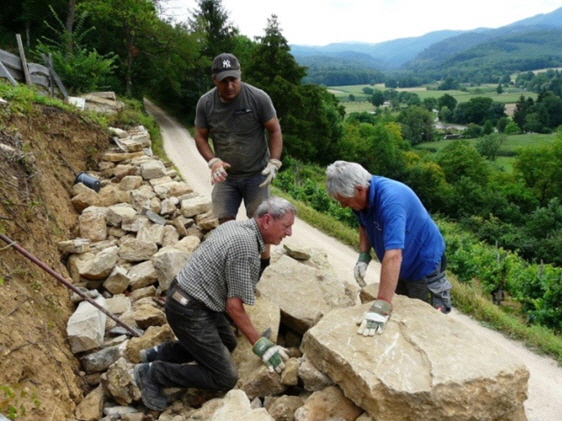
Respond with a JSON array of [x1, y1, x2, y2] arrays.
[[62, 126, 530, 421]]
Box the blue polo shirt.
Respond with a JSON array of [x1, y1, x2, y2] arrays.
[[354, 176, 445, 281]]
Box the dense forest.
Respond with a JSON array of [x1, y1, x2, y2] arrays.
[[1, 0, 561, 332]]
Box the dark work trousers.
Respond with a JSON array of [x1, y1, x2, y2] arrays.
[[149, 282, 239, 391], [395, 254, 452, 313]]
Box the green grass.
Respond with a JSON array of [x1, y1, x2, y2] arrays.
[[414, 132, 557, 173], [339, 101, 376, 114], [329, 83, 538, 114], [415, 133, 556, 153]]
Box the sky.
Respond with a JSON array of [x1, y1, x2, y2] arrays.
[[160, 0, 562, 46]]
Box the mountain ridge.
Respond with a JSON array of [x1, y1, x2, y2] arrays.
[[291, 7, 562, 72]]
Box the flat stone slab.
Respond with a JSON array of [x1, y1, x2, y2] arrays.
[[302, 295, 529, 421]]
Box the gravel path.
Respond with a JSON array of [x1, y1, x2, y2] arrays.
[[145, 98, 562, 421]]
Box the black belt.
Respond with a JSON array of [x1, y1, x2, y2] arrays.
[[168, 279, 205, 308]]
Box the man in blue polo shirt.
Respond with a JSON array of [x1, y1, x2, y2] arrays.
[[325, 160, 452, 337]]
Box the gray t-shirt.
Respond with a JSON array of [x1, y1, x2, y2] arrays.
[[195, 82, 277, 178]]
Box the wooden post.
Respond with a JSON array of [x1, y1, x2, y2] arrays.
[[0, 59, 18, 86], [41, 53, 68, 99], [16, 34, 32, 85]]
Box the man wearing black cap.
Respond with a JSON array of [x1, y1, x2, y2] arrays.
[[194, 52, 283, 274]]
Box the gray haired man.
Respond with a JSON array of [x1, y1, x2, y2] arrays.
[[134, 197, 296, 411]]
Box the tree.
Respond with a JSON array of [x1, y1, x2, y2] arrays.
[[438, 77, 459, 90], [437, 94, 457, 113], [496, 83, 503, 94], [34, 6, 117, 94], [504, 121, 520, 135], [423, 97, 438, 112], [536, 92, 562, 130], [459, 96, 493, 125], [439, 106, 453, 123], [188, 0, 239, 59], [514, 138, 562, 206], [436, 140, 489, 186], [463, 123, 482, 139], [482, 120, 494, 135], [79, 0, 161, 96], [244, 14, 306, 120], [244, 15, 344, 164], [397, 106, 435, 145], [476, 133, 505, 161], [371, 90, 385, 107], [496, 116, 509, 133], [513, 95, 534, 131], [0, 0, 68, 48]]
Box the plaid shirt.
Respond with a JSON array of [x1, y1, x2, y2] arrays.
[[176, 219, 265, 311]]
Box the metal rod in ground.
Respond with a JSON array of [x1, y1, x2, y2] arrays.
[[0, 233, 141, 337]]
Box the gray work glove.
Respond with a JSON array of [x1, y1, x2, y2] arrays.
[[259, 159, 282, 188], [252, 337, 289, 373], [357, 299, 392, 336], [354, 252, 371, 287], [208, 157, 231, 185]]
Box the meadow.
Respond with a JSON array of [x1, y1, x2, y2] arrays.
[[329, 83, 538, 114], [415, 132, 557, 172]]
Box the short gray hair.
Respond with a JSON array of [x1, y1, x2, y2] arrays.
[[325, 161, 371, 199], [254, 196, 297, 219]]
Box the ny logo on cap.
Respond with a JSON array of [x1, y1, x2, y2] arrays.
[[222, 59, 233, 69]]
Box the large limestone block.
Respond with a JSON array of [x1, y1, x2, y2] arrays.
[[301, 296, 529, 421], [257, 255, 355, 334], [232, 297, 281, 381], [152, 246, 190, 291], [181, 195, 211, 218], [67, 296, 108, 354], [79, 206, 109, 242]]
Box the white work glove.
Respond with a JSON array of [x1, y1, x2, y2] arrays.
[[252, 337, 289, 373], [354, 252, 371, 287], [357, 299, 392, 336], [259, 159, 282, 188], [208, 157, 231, 185]]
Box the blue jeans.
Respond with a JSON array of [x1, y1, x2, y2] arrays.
[[149, 282, 238, 391], [211, 172, 269, 219]]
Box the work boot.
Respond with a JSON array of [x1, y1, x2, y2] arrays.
[[139, 345, 160, 363], [133, 363, 168, 411]]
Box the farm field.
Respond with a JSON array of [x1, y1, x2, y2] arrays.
[[415, 133, 557, 153], [329, 83, 538, 114], [414, 132, 557, 172]]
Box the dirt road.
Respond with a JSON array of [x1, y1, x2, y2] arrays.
[[145, 99, 562, 421]]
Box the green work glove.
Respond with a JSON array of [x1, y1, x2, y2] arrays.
[[252, 337, 289, 373], [259, 159, 282, 188], [357, 299, 392, 336], [354, 252, 371, 287]]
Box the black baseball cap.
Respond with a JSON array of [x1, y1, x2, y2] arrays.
[[211, 53, 241, 81]]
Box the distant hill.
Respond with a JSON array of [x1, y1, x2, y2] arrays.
[[291, 30, 468, 70], [291, 7, 562, 80], [408, 28, 562, 75]]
